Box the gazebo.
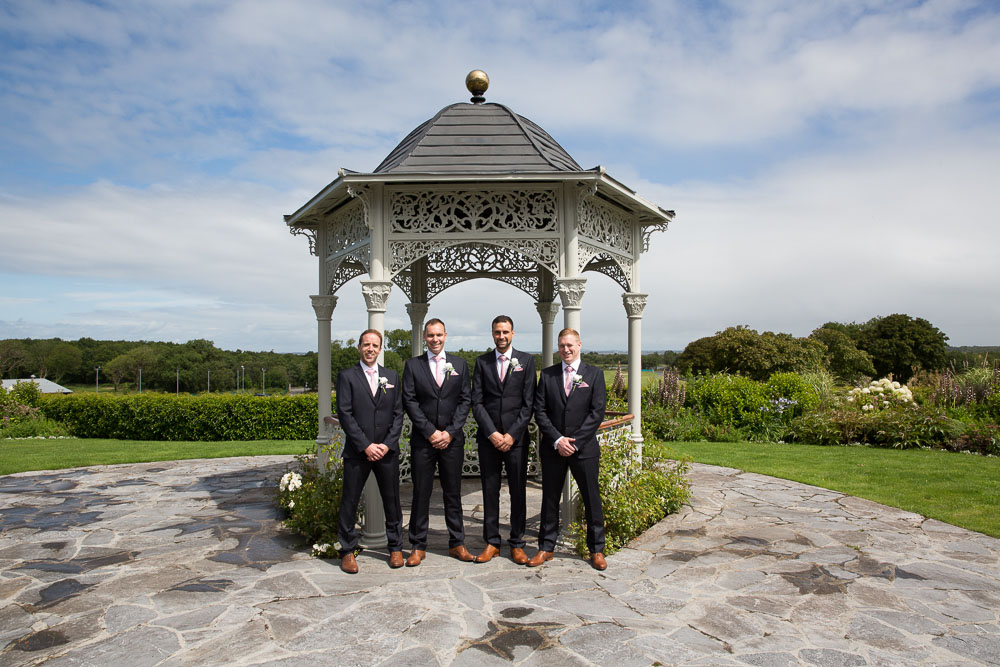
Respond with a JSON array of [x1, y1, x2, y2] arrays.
[[285, 72, 673, 537]]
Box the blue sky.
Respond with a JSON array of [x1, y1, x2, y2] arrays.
[[2, 0, 999, 353]]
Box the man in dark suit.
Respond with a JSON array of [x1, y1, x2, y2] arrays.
[[335, 329, 405, 574], [470, 315, 536, 564], [402, 318, 474, 566], [529, 327, 608, 570]]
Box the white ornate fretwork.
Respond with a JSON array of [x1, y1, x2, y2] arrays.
[[390, 189, 558, 233], [325, 200, 369, 257], [578, 195, 633, 255], [622, 293, 648, 318], [328, 262, 367, 295], [360, 280, 392, 312], [642, 222, 670, 252], [580, 244, 633, 291], [289, 227, 317, 256]]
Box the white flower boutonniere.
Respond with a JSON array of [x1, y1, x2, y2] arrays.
[[378, 376, 388, 393], [572, 373, 584, 387], [443, 362, 455, 379], [509, 357, 521, 372]]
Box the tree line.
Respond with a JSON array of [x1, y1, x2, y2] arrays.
[[1, 314, 993, 392]]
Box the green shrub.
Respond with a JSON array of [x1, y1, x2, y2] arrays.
[[568, 440, 691, 556], [1, 380, 65, 438], [789, 403, 963, 450], [765, 372, 819, 417], [642, 405, 713, 442], [275, 447, 344, 556], [685, 373, 769, 432], [1, 417, 71, 439], [39, 393, 319, 440]]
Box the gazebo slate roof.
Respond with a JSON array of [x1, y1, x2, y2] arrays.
[[373, 103, 582, 174]]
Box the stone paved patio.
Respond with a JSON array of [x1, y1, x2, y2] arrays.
[[1, 457, 998, 665]]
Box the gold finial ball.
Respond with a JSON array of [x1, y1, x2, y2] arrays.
[[466, 70, 489, 97]]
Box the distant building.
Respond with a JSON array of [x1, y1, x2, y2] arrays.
[[1, 378, 73, 394]]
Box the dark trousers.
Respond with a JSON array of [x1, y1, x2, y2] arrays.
[[477, 440, 528, 549], [537, 451, 605, 554], [337, 452, 403, 552], [408, 443, 466, 549]]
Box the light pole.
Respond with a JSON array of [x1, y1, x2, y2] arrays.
[[207, 369, 211, 393], [95, 366, 100, 393], [176, 368, 179, 395], [261, 368, 266, 395], [138, 367, 142, 394], [240, 365, 245, 392]]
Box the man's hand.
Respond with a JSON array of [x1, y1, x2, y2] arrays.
[[499, 433, 515, 452], [489, 431, 504, 449], [556, 437, 577, 457], [429, 430, 452, 449], [365, 443, 389, 461]]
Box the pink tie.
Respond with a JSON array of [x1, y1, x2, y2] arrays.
[[435, 355, 445, 387], [367, 368, 378, 396], [498, 355, 507, 382], [564, 365, 574, 396]]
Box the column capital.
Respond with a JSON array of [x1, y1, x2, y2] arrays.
[[406, 301, 429, 325], [622, 292, 649, 318], [555, 277, 588, 309], [534, 300, 560, 325], [310, 295, 338, 320], [360, 280, 393, 312]]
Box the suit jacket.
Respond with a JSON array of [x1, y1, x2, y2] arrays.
[[534, 361, 607, 460], [402, 352, 471, 447], [335, 364, 404, 459], [471, 348, 536, 447]]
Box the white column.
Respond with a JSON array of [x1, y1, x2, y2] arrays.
[[534, 300, 559, 369], [556, 277, 587, 333], [622, 293, 648, 458], [310, 295, 338, 469], [359, 279, 393, 545], [406, 302, 429, 357]]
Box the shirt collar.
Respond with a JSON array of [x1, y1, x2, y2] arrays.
[[427, 350, 446, 361], [360, 361, 378, 372], [563, 360, 580, 373], [495, 348, 512, 361]]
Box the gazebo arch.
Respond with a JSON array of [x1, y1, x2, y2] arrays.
[[286, 71, 674, 469]]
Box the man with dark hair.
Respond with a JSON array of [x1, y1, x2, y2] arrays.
[[402, 318, 474, 565], [529, 327, 608, 570], [470, 315, 536, 564], [335, 329, 405, 573]]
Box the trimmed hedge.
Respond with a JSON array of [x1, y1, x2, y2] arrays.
[[39, 393, 319, 441]]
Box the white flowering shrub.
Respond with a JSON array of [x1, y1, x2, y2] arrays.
[[846, 378, 914, 411]]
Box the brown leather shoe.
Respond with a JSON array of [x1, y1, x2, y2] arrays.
[[340, 552, 358, 574], [474, 544, 500, 563], [526, 550, 553, 567], [449, 545, 475, 562], [590, 552, 607, 571], [510, 547, 529, 565], [388, 551, 404, 568], [405, 549, 425, 567]]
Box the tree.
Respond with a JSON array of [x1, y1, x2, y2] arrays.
[[810, 326, 875, 383], [46, 342, 83, 384], [675, 326, 825, 380], [855, 314, 948, 381], [385, 328, 411, 357], [0, 340, 27, 377]]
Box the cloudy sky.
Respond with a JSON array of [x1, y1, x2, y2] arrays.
[[2, 0, 998, 354]]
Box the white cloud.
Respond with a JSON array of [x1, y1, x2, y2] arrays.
[[1, 0, 998, 352]]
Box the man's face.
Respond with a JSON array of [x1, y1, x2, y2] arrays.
[[492, 321, 514, 353], [558, 333, 581, 364], [424, 322, 447, 355], [358, 332, 381, 366]]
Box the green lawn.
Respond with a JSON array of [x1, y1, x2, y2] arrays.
[[661, 440, 1000, 538], [603, 369, 660, 389], [0, 439, 312, 475]]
